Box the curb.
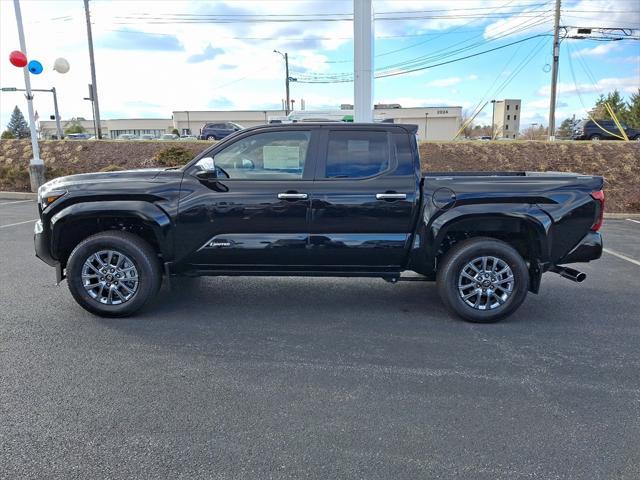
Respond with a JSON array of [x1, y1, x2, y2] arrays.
[[0, 191, 639, 219], [0, 192, 37, 200], [605, 213, 640, 219]]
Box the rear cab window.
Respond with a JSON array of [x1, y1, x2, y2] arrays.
[[324, 130, 391, 179]]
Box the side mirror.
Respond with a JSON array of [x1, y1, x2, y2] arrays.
[[195, 170, 218, 181]]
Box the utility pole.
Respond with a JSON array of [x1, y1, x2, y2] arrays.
[[353, 0, 374, 122], [548, 0, 561, 141], [13, 0, 44, 191], [273, 50, 291, 114], [490, 100, 497, 139], [51, 87, 63, 139], [84, 0, 102, 139]]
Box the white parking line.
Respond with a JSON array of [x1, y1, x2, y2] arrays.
[[0, 219, 37, 229], [627, 219, 640, 224], [603, 248, 640, 267], [0, 200, 34, 206]]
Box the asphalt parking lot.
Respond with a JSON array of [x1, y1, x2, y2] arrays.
[[1, 200, 639, 479]]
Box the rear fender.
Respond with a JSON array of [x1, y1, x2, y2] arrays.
[[407, 204, 553, 276]]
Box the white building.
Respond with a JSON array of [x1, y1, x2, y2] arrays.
[[492, 99, 521, 139], [39, 105, 462, 141]]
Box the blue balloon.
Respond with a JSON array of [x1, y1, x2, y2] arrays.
[[28, 60, 43, 74]]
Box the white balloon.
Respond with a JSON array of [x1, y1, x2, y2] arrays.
[[53, 57, 70, 74]]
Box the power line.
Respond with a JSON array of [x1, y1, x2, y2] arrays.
[[293, 33, 552, 83]]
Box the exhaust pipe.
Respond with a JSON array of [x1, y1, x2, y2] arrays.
[[550, 266, 587, 283]]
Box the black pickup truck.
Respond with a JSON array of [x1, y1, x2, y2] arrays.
[[35, 123, 604, 322]]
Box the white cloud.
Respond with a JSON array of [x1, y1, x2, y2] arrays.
[[537, 76, 640, 96], [571, 43, 618, 58]]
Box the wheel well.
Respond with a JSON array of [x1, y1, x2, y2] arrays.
[[436, 217, 542, 265], [57, 216, 161, 267]]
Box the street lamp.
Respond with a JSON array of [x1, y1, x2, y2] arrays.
[[1, 86, 63, 139]]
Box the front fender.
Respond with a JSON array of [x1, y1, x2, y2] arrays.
[[50, 200, 173, 261]]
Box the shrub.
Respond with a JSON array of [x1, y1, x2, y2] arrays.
[[154, 146, 193, 167]]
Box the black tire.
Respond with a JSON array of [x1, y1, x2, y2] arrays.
[[206, 135, 217, 141], [589, 134, 602, 141], [66, 231, 162, 317], [436, 237, 529, 323]]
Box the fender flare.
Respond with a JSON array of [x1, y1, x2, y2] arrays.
[[50, 200, 173, 261], [408, 204, 553, 274]]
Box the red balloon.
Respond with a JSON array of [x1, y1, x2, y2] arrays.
[[9, 50, 28, 68]]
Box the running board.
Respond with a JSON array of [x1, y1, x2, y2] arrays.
[[382, 275, 430, 283]]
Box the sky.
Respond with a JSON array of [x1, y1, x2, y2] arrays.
[[0, 0, 638, 131]]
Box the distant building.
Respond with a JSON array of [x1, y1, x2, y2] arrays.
[[492, 99, 521, 139], [40, 104, 463, 141]]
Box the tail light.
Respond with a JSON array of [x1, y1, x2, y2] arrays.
[[591, 190, 604, 231]]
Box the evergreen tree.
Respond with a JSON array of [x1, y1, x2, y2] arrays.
[[623, 89, 640, 128], [6, 106, 30, 139], [592, 90, 628, 121], [557, 115, 580, 139]]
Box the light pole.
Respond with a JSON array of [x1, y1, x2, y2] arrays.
[[12, 0, 44, 191], [273, 50, 291, 115], [353, 0, 374, 123]]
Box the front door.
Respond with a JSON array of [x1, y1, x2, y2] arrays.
[[177, 128, 316, 270]]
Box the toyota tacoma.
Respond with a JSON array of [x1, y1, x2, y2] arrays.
[[35, 123, 604, 322]]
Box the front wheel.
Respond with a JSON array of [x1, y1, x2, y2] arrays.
[[436, 237, 529, 323], [206, 135, 217, 141], [66, 231, 162, 317]]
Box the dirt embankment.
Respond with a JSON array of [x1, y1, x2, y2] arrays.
[[1, 139, 638, 212]]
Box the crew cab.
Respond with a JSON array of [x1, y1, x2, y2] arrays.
[[35, 123, 604, 323]]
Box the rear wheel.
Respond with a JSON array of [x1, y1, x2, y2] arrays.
[[66, 231, 162, 317], [589, 134, 602, 141], [436, 237, 529, 323], [206, 135, 217, 140]]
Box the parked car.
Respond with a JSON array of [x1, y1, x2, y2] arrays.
[[65, 133, 92, 140], [35, 123, 604, 323], [159, 133, 179, 141], [199, 122, 243, 140], [137, 134, 156, 140], [572, 119, 640, 140], [116, 134, 138, 140], [179, 135, 199, 141]]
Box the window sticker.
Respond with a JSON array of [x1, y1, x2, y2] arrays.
[[263, 146, 301, 169]]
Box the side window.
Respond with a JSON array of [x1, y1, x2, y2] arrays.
[[325, 130, 390, 178], [213, 130, 310, 179], [392, 133, 416, 176]]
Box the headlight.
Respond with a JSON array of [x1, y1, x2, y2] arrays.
[[39, 189, 67, 208]]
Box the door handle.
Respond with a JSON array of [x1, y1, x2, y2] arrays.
[[376, 193, 407, 200], [278, 193, 308, 200]]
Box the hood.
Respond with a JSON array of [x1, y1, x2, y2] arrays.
[[42, 168, 167, 191]]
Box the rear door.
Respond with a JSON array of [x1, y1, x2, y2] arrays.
[[307, 127, 418, 268]]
